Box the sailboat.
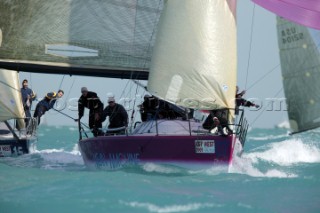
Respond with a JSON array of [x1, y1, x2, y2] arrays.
[[0, 0, 248, 170], [276, 17, 320, 134], [0, 69, 38, 157], [1, 0, 318, 169], [77, 0, 250, 170]]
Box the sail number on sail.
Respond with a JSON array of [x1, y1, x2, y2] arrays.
[[281, 27, 304, 44]]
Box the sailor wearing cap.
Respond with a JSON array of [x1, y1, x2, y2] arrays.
[[101, 96, 128, 135]]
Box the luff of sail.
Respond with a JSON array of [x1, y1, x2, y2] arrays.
[[276, 17, 320, 133], [148, 0, 237, 112], [0, 69, 25, 128], [0, 0, 164, 80]]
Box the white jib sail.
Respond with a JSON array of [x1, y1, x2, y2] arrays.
[[148, 0, 237, 112], [0, 69, 25, 128]]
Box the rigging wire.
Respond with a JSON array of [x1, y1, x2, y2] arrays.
[[29, 72, 32, 88], [246, 64, 280, 91], [244, 4, 256, 90], [58, 75, 65, 91], [250, 87, 284, 126], [65, 76, 77, 101], [117, 1, 162, 129]]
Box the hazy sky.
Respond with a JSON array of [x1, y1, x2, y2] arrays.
[[19, 0, 287, 129]]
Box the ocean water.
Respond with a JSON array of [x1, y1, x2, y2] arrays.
[[0, 126, 320, 213]]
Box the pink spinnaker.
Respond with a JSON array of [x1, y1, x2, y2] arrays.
[[252, 0, 320, 30]]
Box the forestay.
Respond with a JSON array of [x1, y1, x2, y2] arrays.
[[0, 0, 164, 79], [0, 69, 25, 128], [148, 0, 237, 111], [276, 17, 320, 133]]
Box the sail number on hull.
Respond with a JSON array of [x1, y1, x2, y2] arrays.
[[195, 140, 215, 154], [0, 145, 11, 157]]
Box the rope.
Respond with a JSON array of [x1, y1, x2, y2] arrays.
[[246, 64, 280, 91], [129, 81, 141, 129], [52, 108, 90, 129], [29, 73, 32, 88], [58, 75, 65, 91], [250, 87, 284, 126], [244, 4, 256, 90], [65, 76, 77, 101]]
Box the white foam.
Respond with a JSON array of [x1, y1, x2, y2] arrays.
[[120, 201, 222, 213], [142, 163, 181, 174], [228, 137, 320, 178], [35, 148, 84, 169], [276, 120, 290, 129], [246, 138, 320, 166], [68, 127, 77, 131], [248, 133, 288, 141], [230, 154, 297, 178]]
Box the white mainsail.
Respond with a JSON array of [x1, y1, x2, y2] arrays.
[[148, 0, 237, 112], [0, 0, 164, 79], [0, 69, 25, 128], [276, 17, 320, 133]]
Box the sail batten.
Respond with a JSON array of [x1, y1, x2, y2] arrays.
[[276, 17, 320, 133]]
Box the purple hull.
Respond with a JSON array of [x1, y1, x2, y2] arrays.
[[78, 134, 238, 170]]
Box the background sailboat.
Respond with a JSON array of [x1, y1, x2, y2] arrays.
[[0, 70, 25, 127], [0, 69, 37, 157], [276, 17, 320, 134]]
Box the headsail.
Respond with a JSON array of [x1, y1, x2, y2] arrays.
[[276, 17, 320, 133], [148, 0, 237, 112], [0, 69, 25, 128], [0, 0, 164, 80]]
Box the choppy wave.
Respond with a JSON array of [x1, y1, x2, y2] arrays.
[[0, 144, 84, 170], [120, 201, 222, 213], [228, 137, 320, 178], [248, 133, 289, 141], [245, 138, 320, 166], [230, 154, 297, 178], [142, 163, 184, 174]]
